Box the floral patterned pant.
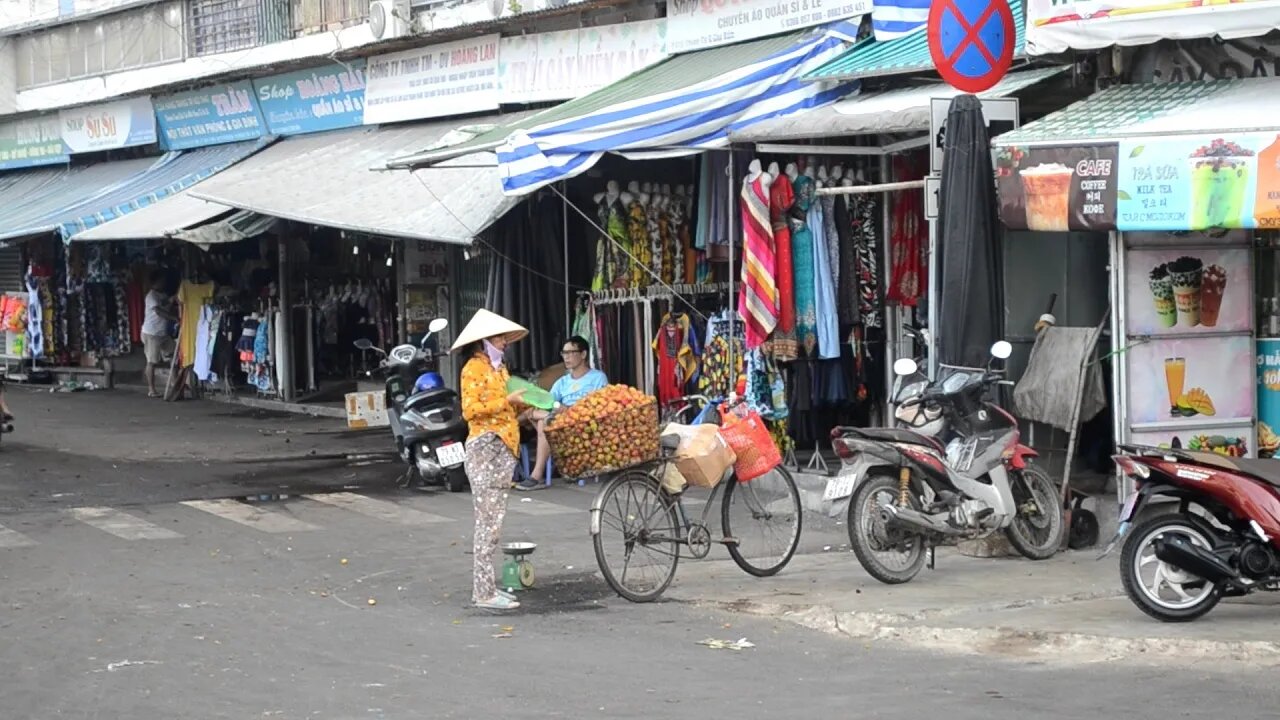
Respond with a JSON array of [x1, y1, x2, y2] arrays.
[[465, 432, 517, 603]]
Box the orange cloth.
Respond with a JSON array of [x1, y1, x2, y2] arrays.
[[461, 353, 519, 455], [177, 281, 214, 367]]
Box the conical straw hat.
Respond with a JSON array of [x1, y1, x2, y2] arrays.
[[451, 309, 529, 352]]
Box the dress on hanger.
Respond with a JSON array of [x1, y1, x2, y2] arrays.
[[593, 197, 629, 291], [769, 174, 798, 362], [790, 174, 818, 354], [666, 198, 685, 286], [738, 173, 777, 350], [835, 195, 859, 326], [811, 196, 840, 360], [646, 201, 664, 284], [627, 199, 651, 288], [853, 194, 883, 327], [821, 195, 842, 315]]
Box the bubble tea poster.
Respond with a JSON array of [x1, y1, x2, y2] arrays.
[[1124, 244, 1252, 336]]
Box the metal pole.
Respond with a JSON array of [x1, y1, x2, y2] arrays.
[[277, 236, 295, 402], [726, 150, 737, 389], [926, 214, 939, 380], [562, 182, 571, 333], [880, 154, 896, 427]]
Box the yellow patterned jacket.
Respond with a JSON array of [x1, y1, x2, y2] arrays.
[[460, 353, 519, 455]]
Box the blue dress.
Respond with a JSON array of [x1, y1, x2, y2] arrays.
[[809, 195, 840, 360]]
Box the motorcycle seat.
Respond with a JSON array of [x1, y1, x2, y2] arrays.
[[846, 427, 943, 452], [1202, 455, 1280, 488], [403, 387, 455, 411]]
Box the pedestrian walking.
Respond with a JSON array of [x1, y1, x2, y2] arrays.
[[454, 309, 530, 612]]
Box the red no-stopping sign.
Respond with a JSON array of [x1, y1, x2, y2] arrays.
[[927, 0, 1015, 93]]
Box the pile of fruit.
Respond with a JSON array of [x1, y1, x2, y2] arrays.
[[546, 384, 659, 477]]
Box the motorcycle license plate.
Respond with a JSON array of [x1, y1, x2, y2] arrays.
[[436, 442, 466, 468], [823, 473, 858, 501]]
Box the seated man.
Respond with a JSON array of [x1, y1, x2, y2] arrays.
[[515, 336, 607, 491]]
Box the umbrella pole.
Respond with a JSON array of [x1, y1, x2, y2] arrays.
[[927, 210, 939, 380]]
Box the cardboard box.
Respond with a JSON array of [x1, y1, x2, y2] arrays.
[[661, 423, 737, 489], [345, 391, 389, 429]]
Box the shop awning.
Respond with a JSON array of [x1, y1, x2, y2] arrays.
[[804, 0, 1026, 82], [729, 66, 1066, 143], [174, 210, 281, 248], [992, 75, 1280, 147], [68, 191, 235, 242], [0, 139, 268, 243], [188, 117, 529, 244]]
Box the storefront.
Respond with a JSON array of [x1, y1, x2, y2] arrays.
[[992, 75, 1280, 500]]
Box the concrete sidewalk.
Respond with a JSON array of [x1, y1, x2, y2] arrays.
[[665, 548, 1280, 668]]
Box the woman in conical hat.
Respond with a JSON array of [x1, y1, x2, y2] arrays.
[[454, 309, 529, 612]]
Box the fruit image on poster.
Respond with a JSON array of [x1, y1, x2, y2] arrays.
[[1125, 247, 1251, 335], [1257, 339, 1280, 459], [1126, 335, 1254, 425], [1128, 427, 1254, 458]]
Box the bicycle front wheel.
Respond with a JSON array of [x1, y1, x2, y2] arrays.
[[721, 465, 802, 577], [592, 470, 681, 603]]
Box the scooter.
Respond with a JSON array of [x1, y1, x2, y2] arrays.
[[1104, 444, 1280, 622], [355, 318, 469, 493], [830, 339, 1064, 584]]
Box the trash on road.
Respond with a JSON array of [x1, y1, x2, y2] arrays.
[[697, 638, 755, 651]]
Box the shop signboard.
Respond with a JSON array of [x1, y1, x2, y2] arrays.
[[58, 96, 156, 154], [1024, 0, 1280, 56], [930, 96, 1018, 174], [498, 20, 668, 105], [995, 143, 1119, 232], [255, 61, 368, 135], [363, 35, 500, 125], [1258, 338, 1280, 459], [1125, 334, 1255, 432], [0, 116, 69, 170], [1123, 244, 1252, 337], [154, 82, 267, 151], [666, 0, 870, 54]]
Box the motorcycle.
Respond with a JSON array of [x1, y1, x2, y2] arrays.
[[830, 339, 1064, 584], [355, 318, 469, 493], [1104, 444, 1280, 622]]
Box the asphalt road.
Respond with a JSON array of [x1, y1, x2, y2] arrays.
[[3, 387, 1279, 719]]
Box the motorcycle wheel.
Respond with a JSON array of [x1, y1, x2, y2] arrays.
[[847, 474, 927, 585], [1120, 513, 1223, 623], [446, 467, 469, 493], [1004, 464, 1064, 560]]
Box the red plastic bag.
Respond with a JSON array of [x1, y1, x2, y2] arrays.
[[718, 407, 781, 482]]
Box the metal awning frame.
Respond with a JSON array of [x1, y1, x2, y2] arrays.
[[751, 135, 930, 156]]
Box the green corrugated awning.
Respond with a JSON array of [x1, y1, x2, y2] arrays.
[[992, 76, 1280, 147], [804, 0, 1026, 82], [385, 31, 807, 170]]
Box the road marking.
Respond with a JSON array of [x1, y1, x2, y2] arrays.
[[0, 523, 36, 548], [303, 492, 453, 526], [68, 507, 183, 541], [181, 499, 319, 534]]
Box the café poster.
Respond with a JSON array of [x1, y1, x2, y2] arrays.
[[1124, 246, 1252, 336], [1126, 334, 1255, 427], [996, 143, 1119, 232]]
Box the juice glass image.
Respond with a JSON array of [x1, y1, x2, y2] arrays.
[[1167, 255, 1204, 327], [1148, 264, 1177, 328], [1188, 138, 1255, 229], [1020, 163, 1074, 231], [1200, 263, 1228, 327], [1164, 357, 1186, 414]]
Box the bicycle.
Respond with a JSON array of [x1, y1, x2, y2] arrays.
[[589, 395, 803, 603]]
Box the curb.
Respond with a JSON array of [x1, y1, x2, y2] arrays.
[[707, 596, 1280, 667]]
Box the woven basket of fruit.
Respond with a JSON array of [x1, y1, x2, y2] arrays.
[[545, 385, 660, 478]]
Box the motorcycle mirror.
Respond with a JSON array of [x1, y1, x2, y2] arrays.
[[428, 318, 448, 334], [353, 339, 374, 351], [893, 358, 919, 376], [990, 340, 1013, 360]]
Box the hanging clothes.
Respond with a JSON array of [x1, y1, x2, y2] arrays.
[[177, 280, 215, 367], [810, 195, 840, 360], [770, 174, 798, 362], [821, 195, 841, 311], [836, 194, 860, 326], [627, 199, 651, 287], [679, 190, 697, 284], [853, 193, 884, 327], [593, 196, 625, 291], [887, 157, 925, 306], [652, 312, 701, 404], [646, 200, 664, 285], [25, 272, 44, 359], [738, 173, 778, 350], [791, 175, 818, 354]]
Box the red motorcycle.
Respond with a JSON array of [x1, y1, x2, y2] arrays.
[[1105, 444, 1280, 622]]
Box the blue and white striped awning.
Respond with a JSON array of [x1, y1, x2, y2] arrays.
[[495, 25, 860, 196], [869, 0, 929, 41], [0, 138, 269, 243]]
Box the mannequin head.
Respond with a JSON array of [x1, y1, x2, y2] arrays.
[[767, 161, 781, 178]]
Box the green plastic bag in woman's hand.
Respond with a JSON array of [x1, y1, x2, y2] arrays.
[[505, 376, 555, 410]]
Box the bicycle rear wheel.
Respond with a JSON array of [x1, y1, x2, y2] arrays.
[[721, 466, 802, 577], [592, 470, 681, 603]]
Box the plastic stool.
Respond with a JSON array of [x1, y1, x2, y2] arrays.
[[519, 442, 554, 487]]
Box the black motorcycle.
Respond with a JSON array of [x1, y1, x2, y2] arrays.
[[355, 318, 469, 493]]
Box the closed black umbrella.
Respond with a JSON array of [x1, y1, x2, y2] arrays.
[[937, 93, 1004, 368]]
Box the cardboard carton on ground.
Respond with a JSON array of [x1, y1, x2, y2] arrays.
[[346, 391, 389, 429]]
